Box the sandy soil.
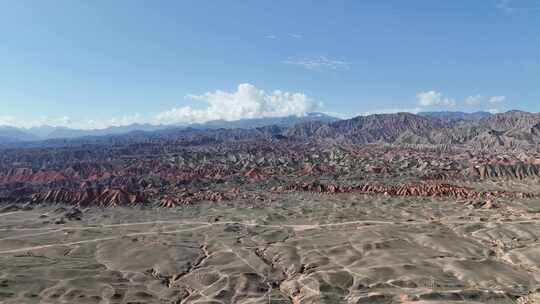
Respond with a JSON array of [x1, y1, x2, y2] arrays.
[[1, 193, 540, 303]]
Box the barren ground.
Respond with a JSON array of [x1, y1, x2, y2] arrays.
[[2, 192, 540, 304]]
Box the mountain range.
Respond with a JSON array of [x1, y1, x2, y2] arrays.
[[300, 110, 540, 150], [4, 110, 540, 151], [0, 112, 338, 144], [417, 111, 492, 123], [279, 110, 540, 149]]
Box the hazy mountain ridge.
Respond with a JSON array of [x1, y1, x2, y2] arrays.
[[0, 112, 338, 144], [0, 126, 40, 143], [418, 111, 492, 123], [285, 110, 540, 149], [3, 110, 540, 151]]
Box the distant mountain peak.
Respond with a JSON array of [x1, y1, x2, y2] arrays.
[[418, 111, 492, 123], [0, 112, 341, 143]]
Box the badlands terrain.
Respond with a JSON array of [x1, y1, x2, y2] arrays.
[[2, 111, 540, 303]]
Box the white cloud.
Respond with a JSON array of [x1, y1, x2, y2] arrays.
[[288, 33, 302, 39], [0, 84, 320, 129], [417, 91, 506, 108], [465, 94, 484, 105], [320, 111, 353, 119], [0, 115, 75, 129], [82, 113, 145, 129], [154, 83, 321, 124], [284, 56, 350, 70], [488, 96, 506, 104], [416, 91, 456, 107], [463, 94, 506, 106], [0, 113, 148, 130], [0, 115, 18, 126], [0, 86, 509, 130], [265, 34, 277, 39]]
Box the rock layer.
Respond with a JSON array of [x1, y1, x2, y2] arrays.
[[272, 181, 534, 199], [30, 187, 147, 207]]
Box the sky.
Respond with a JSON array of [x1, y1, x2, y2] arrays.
[[0, 0, 539, 129]]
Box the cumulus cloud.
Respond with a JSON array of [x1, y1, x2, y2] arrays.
[[410, 90, 507, 112], [0, 84, 320, 129], [83, 113, 145, 129], [0, 115, 18, 126], [0, 115, 75, 129], [416, 91, 457, 107], [284, 56, 350, 70], [0, 113, 148, 130], [488, 96, 506, 104], [154, 83, 321, 124], [464, 94, 506, 106], [465, 94, 484, 105], [320, 111, 353, 119], [361, 90, 508, 117]]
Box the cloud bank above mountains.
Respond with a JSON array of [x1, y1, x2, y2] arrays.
[[1, 84, 509, 130], [416, 91, 457, 107], [155, 83, 320, 125], [416, 91, 505, 108], [361, 90, 507, 116], [2, 84, 322, 129]]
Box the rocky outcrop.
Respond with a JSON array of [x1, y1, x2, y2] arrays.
[[30, 188, 147, 207], [466, 163, 540, 180], [272, 181, 534, 199], [244, 168, 264, 180], [0, 168, 68, 183], [272, 182, 344, 194], [159, 190, 231, 208]]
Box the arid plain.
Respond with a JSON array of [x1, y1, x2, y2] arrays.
[[2, 191, 540, 303]]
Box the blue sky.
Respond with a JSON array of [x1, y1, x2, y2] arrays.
[[0, 0, 539, 128]]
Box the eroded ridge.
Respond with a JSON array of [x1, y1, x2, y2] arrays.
[[272, 181, 535, 199]]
